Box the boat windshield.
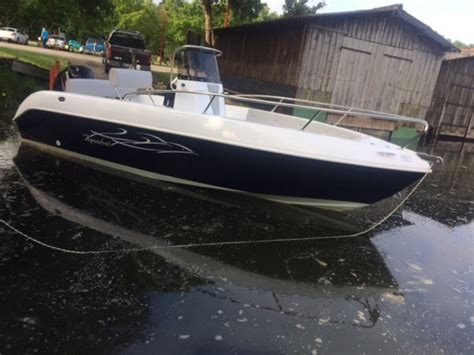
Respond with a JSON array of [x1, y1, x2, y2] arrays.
[[174, 47, 221, 83]]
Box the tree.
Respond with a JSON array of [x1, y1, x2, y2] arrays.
[[15, 0, 115, 40], [201, 0, 266, 44], [225, 0, 265, 26], [283, 0, 325, 17], [202, 0, 214, 45], [116, 0, 163, 53], [159, 0, 204, 60], [0, 1, 20, 26], [256, 4, 279, 22], [450, 39, 474, 49]]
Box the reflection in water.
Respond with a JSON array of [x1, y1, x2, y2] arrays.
[[0, 145, 406, 352], [410, 141, 474, 227], [0, 104, 472, 353], [12, 145, 401, 288]]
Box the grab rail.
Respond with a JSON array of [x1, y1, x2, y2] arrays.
[[233, 94, 429, 132], [122, 89, 430, 136]]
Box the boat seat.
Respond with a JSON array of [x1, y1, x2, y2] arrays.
[[65, 79, 115, 97], [109, 68, 153, 98]]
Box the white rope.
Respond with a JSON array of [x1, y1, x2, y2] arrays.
[[0, 172, 429, 255]]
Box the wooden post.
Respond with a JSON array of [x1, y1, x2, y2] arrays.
[[49, 60, 61, 90], [464, 111, 474, 140]]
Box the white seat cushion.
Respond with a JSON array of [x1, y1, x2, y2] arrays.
[[65, 79, 115, 97], [109, 68, 153, 97]]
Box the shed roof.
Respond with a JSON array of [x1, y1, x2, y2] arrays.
[[444, 48, 474, 61], [215, 4, 458, 52]]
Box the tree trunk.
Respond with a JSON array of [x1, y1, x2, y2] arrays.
[[202, 0, 213, 46], [159, 17, 167, 65], [5, 14, 17, 26], [224, 0, 231, 27]]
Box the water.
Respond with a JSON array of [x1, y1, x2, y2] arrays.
[[0, 90, 473, 354]]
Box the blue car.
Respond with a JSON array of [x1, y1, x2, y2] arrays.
[[84, 38, 105, 55]]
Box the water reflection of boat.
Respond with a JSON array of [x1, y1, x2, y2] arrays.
[[14, 145, 399, 306], [13, 46, 435, 210]]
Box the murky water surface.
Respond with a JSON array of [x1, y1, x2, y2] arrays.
[[0, 86, 473, 353]]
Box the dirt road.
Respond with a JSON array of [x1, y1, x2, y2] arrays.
[[0, 41, 170, 80]]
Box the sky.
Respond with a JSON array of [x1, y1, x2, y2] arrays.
[[265, 0, 474, 44]]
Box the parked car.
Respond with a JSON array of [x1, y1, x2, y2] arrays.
[[66, 39, 84, 53], [46, 35, 67, 50], [0, 27, 28, 44], [84, 38, 105, 56], [103, 30, 151, 73]]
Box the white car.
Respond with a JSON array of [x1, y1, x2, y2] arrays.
[[0, 27, 29, 44], [46, 35, 67, 50]]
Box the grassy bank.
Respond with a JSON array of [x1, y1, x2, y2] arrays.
[[0, 47, 68, 69], [0, 65, 46, 111]]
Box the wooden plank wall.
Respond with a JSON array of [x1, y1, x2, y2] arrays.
[[316, 15, 443, 52], [296, 16, 444, 125], [215, 23, 307, 89], [215, 14, 447, 131], [426, 57, 474, 139]]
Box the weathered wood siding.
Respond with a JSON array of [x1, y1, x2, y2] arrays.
[[296, 16, 444, 123], [215, 23, 307, 96], [215, 14, 447, 131], [427, 57, 474, 139]]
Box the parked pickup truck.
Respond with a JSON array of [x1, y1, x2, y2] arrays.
[[0, 27, 28, 44], [103, 30, 151, 73]]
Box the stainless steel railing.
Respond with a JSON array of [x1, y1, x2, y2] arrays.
[[122, 89, 430, 136]]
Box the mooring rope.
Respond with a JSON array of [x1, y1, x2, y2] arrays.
[[0, 172, 429, 255]]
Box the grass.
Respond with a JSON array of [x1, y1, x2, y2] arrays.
[[153, 71, 171, 86], [0, 65, 46, 110], [0, 46, 68, 69]]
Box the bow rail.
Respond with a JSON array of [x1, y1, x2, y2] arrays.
[[122, 89, 430, 136]]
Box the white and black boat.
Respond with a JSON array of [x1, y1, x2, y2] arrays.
[[13, 45, 438, 210]]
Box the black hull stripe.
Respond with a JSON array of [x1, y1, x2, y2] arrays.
[[15, 109, 424, 205]]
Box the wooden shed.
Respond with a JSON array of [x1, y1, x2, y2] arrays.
[[426, 55, 474, 140], [214, 4, 457, 135]]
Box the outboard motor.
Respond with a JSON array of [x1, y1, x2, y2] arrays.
[[171, 46, 225, 116], [53, 65, 96, 91]]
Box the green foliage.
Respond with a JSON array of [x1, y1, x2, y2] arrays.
[[283, 0, 325, 17], [256, 4, 279, 22], [450, 39, 474, 49], [5, 0, 282, 60], [163, 0, 205, 47], [0, 0, 20, 26], [0, 65, 45, 110], [229, 0, 265, 26], [14, 0, 114, 41], [116, 0, 163, 53]]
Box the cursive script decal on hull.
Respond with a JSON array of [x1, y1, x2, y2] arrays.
[[82, 128, 197, 155]]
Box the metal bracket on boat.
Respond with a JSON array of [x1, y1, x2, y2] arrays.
[[301, 110, 323, 131], [270, 98, 284, 112], [416, 152, 444, 165], [202, 94, 217, 114], [333, 107, 353, 126]]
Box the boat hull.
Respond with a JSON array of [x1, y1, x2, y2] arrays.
[[15, 109, 425, 209]]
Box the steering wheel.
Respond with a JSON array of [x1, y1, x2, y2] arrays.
[[67, 66, 82, 79]]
